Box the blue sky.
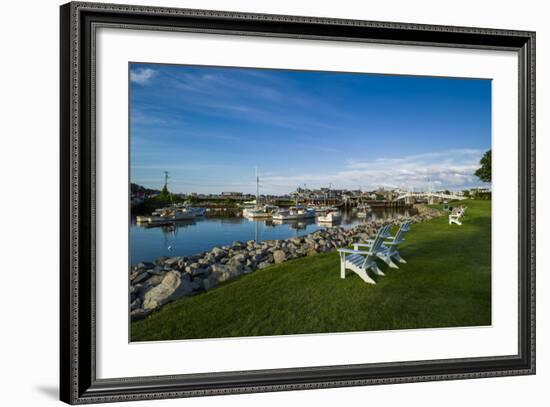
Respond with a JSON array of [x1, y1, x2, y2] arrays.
[[130, 63, 491, 194]]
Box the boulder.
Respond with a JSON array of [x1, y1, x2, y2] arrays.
[[149, 265, 166, 276], [230, 253, 247, 264], [154, 256, 170, 265], [190, 279, 202, 290], [143, 271, 193, 310], [257, 261, 271, 269], [164, 257, 180, 266], [307, 247, 318, 257], [190, 267, 209, 277], [211, 263, 228, 273], [130, 297, 141, 311], [132, 271, 150, 284], [217, 271, 232, 283], [185, 263, 201, 273], [231, 240, 244, 249], [149, 274, 164, 286]]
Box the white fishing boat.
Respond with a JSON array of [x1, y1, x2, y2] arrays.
[[273, 188, 316, 220], [243, 205, 279, 219], [317, 210, 342, 223], [135, 208, 195, 224], [272, 205, 316, 221], [174, 203, 206, 217], [242, 169, 279, 219]]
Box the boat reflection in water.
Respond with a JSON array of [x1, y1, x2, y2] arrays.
[[270, 217, 316, 231]]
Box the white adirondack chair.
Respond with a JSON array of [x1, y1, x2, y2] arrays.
[[449, 206, 467, 225], [337, 225, 390, 284], [353, 220, 411, 268]]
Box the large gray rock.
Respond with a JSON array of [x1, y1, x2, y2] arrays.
[[143, 271, 193, 310], [230, 253, 247, 264], [190, 267, 209, 277], [307, 247, 318, 257], [211, 263, 228, 273], [231, 241, 244, 249], [257, 261, 271, 269], [132, 271, 150, 284], [149, 274, 164, 286], [130, 297, 141, 311], [202, 275, 214, 291], [164, 257, 180, 266], [217, 270, 232, 283], [227, 264, 244, 278], [185, 263, 201, 273], [149, 266, 166, 276]]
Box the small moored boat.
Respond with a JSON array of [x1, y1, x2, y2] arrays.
[[317, 210, 342, 223]]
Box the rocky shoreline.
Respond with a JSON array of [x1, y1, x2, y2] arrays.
[[130, 205, 442, 321]]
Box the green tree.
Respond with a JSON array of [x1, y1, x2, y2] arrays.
[[462, 190, 470, 198], [475, 150, 491, 182], [159, 184, 171, 201]]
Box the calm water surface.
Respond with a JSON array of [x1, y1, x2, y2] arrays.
[[130, 208, 411, 264]]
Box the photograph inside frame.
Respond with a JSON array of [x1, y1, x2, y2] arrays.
[[128, 62, 492, 342]]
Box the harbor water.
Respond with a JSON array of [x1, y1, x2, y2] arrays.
[[130, 207, 412, 265]]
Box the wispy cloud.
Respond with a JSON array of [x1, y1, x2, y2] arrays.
[[260, 149, 487, 193], [130, 68, 157, 85], [130, 110, 168, 126], [140, 68, 341, 132]]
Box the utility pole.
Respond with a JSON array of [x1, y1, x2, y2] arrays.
[[163, 171, 169, 189]]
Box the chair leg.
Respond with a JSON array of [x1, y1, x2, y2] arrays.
[[377, 253, 399, 269], [387, 258, 399, 269], [340, 261, 346, 279], [372, 263, 385, 276], [357, 269, 377, 284], [393, 252, 407, 264]]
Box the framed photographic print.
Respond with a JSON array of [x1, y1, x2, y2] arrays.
[[60, 1, 536, 404]]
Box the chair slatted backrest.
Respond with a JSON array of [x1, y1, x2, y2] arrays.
[[392, 221, 410, 244], [359, 225, 388, 268], [371, 225, 390, 253], [357, 225, 387, 267]]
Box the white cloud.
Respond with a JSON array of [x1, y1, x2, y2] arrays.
[[260, 149, 488, 194], [130, 68, 157, 85]]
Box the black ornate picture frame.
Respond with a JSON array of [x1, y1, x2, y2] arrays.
[[60, 2, 535, 404]]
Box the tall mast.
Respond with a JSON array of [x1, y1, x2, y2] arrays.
[[255, 167, 259, 209]]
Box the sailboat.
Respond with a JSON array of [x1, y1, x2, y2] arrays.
[[242, 170, 279, 219]]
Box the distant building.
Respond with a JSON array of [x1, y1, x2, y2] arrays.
[[220, 192, 244, 199], [376, 188, 397, 200]]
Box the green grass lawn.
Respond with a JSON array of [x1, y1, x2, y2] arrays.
[[131, 200, 491, 341]]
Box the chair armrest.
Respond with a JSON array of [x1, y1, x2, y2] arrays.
[[353, 241, 374, 247], [337, 248, 373, 256]]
